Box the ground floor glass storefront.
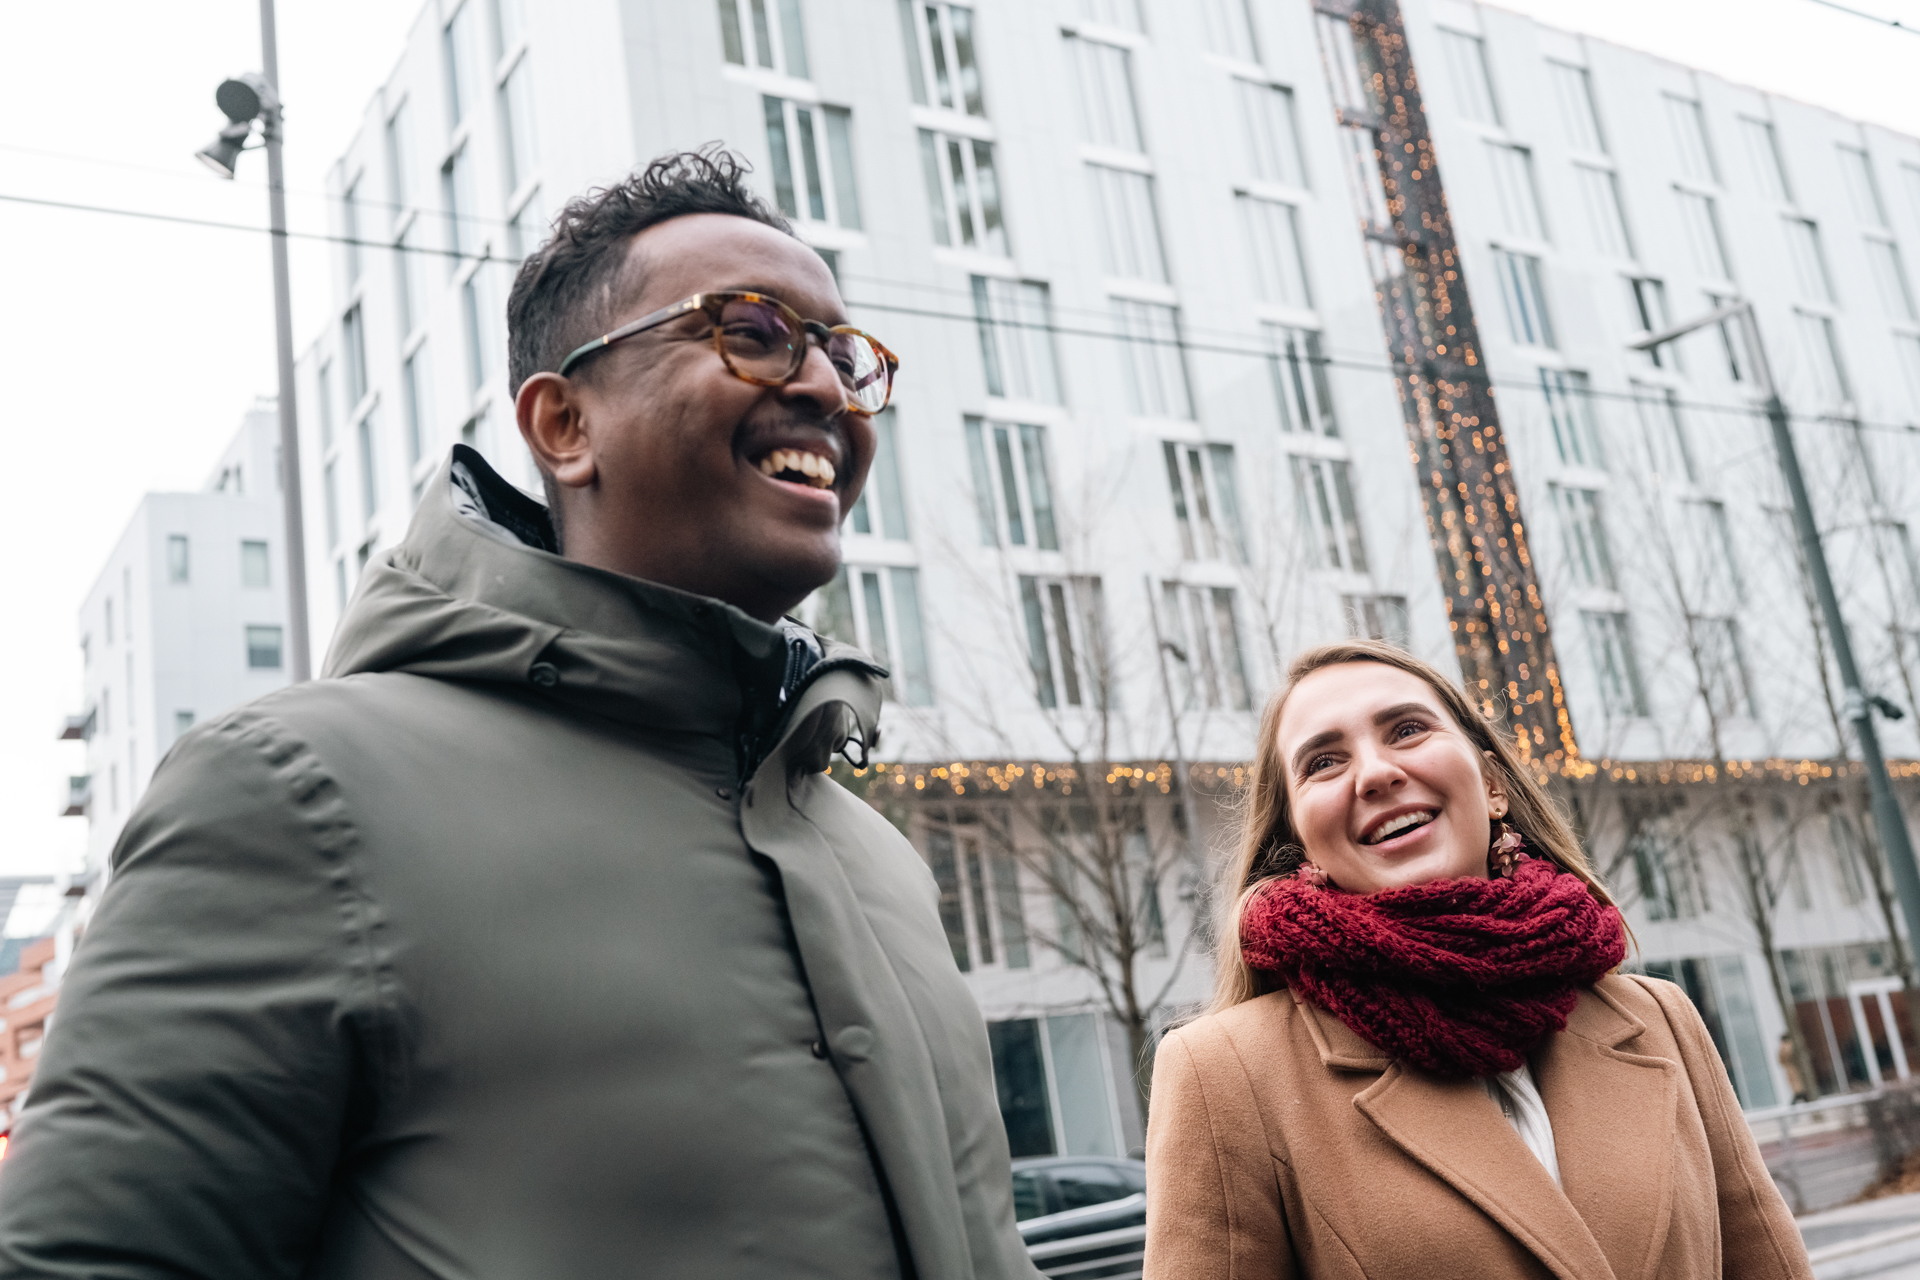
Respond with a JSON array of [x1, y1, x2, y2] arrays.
[[987, 1012, 1144, 1159]]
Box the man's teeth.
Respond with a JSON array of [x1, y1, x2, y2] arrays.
[[756, 448, 836, 489], [1363, 810, 1436, 845]]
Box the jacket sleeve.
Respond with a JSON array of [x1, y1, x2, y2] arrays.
[[1143, 1026, 1294, 1280], [0, 711, 393, 1280], [1631, 976, 1813, 1280]]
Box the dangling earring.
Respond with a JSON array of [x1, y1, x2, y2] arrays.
[[1488, 819, 1529, 879], [1295, 862, 1330, 888]]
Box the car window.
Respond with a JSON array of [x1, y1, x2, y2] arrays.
[[1010, 1170, 1049, 1222], [1051, 1163, 1135, 1211]]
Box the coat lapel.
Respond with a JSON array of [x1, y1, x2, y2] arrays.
[[1532, 984, 1679, 1280], [1296, 1000, 1619, 1280]]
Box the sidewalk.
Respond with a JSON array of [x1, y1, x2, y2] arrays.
[[1801, 1192, 1920, 1279]]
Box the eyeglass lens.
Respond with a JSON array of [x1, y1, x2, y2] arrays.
[[716, 297, 889, 413]]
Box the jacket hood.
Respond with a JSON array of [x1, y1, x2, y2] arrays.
[[323, 446, 886, 770]]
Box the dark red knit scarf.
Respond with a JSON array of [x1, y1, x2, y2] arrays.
[[1240, 858, 1626, 1077]]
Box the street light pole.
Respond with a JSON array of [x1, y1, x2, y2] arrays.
[[1631, 301, 1920, 947]]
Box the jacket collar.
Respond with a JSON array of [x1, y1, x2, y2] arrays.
[[1301, 980, 1675, 1280], [324, 447, 884, 775]]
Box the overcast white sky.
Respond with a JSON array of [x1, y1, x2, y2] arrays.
[[1, 0, 1916, 877]]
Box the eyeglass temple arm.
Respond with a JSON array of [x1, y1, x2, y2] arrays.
[[556, 295, 708, 376]]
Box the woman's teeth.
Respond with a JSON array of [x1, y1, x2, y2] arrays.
[[1362, 810, 1437, 845], [757, 448, 835, 489]]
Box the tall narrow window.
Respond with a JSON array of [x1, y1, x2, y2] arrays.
[[1795, 311, 1852, 409], [1266, 324, 1338, 436], [1161, 583, 1251, 710], [1696, 617, 1757, 720], [1236, 79, 1305, 187], [1436, 30, 1500, 125], [1896, 333, 1920, 412], [166, 535, 190, 584], [1626, 276, 1673, 368], [443, 4, 479, 129], [342, 176, 363, 285], [1664, 94, 1717, 184], [1485, 143, 1545, 242], [241, 540, 271, 589], [1782, 217, 1834, 303], [1078, 0, 1141, 30], [1238, 196, 1312, 306], [1837, 144, 1887, 227], [342, 306, 369, 406], [1550, 485, 1616, 590], [965, 418, 1059, 549], [1632, 383, 1697, 482], [1547, 61, 1603, 153], [1338, 127, 1391, 231], [1066, 35, 1141, 151], [1685, 499, 1744, 612], [972, 277, 1062, 403], [1739, 117, 1791, 203], [1086, 166, 1163, 279], [814, 566, 934, 705], [918, 129, 999, 250], [1492, 249, 1554, 348], [846, 410, 910, 540], [1200, 0, 1258, 61], [385, 101, 415, 218], [1675, 189, 1731, 280], [491, 0, 526, 54], [463, 273, 488, 393], [324, 462, 342, 551], [1866, 238, 1916, 321], [1583, 611, 1648, 716], [1572, 165, 1632, 260], [1112, 299, 1191, 419], [499, 57, 537, 198], [403, 346, 432, 468], [902, 2, 982, 115], [768, 99, 863, 229], [1291, 456, 1368, 572], [718, 0, 808, 76], [1162, 442, 1246, 562], [1540, 369, 1604, 468], [317, 359, 335, 451], [1017, 576, 1103, 710], [358, 412, 381, 523], [441, 145, 478, 275]]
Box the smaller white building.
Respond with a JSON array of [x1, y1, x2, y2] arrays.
[[66, 403, 292, 872]]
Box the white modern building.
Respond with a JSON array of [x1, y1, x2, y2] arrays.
[[65, 403, 292, 874], [296, 0, 1920, 1140]]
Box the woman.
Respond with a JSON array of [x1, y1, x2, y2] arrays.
[[1144, 641, 1811, 1280]]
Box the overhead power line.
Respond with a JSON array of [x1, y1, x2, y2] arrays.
[[1800, 0, 1920, 33]]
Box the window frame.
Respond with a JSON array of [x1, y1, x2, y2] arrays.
[[919, 127, 1001, 251]]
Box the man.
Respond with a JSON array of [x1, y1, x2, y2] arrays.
[[0, 149, 1036, 1280]]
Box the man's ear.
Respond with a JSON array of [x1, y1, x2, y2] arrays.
[[517, 372, 597, 491]]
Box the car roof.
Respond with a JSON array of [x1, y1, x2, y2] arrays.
[[1009, 1155, 1144, 1172]]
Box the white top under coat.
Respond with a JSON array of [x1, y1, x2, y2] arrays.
[[1480, 1062, 1562, 1187]]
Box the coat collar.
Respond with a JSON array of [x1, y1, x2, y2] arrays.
[[1300, 980, 1675, 1280]]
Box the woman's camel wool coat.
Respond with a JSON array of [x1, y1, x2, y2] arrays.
[[1144, 974, 1811, 1280]]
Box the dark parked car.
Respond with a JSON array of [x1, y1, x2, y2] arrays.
[[1012, 1156, 1146, 1279]]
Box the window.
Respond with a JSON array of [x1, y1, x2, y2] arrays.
[[1018, 575, 1104, 709], [902, 2, 981, 115], [1838, 144, 1887, 227], [1267, 324, 1338, 436], [1200, 0, 1258, 61], [1695, 616, 1756, 720], [1831, 812, 1868, 906], [1795, 311, 1851, 409], [918, 128, 999, 250], [1551, 485, 1615, 590], [1897, 333, 1920, 412], [241, 540, 270, 588], [1485, 143, 1545, 241], [1684, 498, 1744, 612], [1625, 275, 1673, 367], [1087, 166, 1164, 280], [1112, 299, 1192, 419], [499, 57, 537, 198], [718, 0, 808, 76], [394, 226, 419, 337], [1738, 117, 1790, 203], [1160, 583, 1251, 711], [1239, 196, 1311, 306], [1235, 80, 1304, 189], [491, 0, 526, 54], [342, 176, 363, 285], [972, 277, 1061, 403], [1338, 127, 1391, 231], [1344, 594, 1410, 648], [342, 305, 369, 406], [317, 359, 335, 450], [1574, 167, 1635, 262], [324, 462, 342, 550], [1548, 61, 1603, 153], [384, 102, 415, 217], [1541, 369, 1604, 468], [403, 346, 432, 467], [334, 557, 348, 610], [1436, 30, 1499, 126], [1632, 384, 1697, 482], [1291, 456, 1368, 572], [1664, 94, 1717, 184], [1492, 249, 1554, 348], [1866, 238, 1917, 321], [509, 188, 546, 258], [768, 98, 863, 229], [1162, 442, 1246, 562], [463, 273, 488, 393], [246, 625, 285, 670], [1675, 189, 1731, 280], [924, 816, 1028, 973], [443, 3, 479, 129], [965, 418, 1059, 549], [1067, 36, 1141, 151], [1078, 0, 1141, 30], [814, 566, 933, 704], [174, 710, 195, 740], [441, 145, 478, 274], [1633, 834, 1698, 919], [358, 413, 381, 523], [1782, 217, 1834, 303], [847, 410, 909, 540], [1583, 611, 1648, 716], [166, 534, 189, 584]]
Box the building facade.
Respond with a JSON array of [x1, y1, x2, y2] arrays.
[[297, 0, 1920, 1139], [66, 404, 292, 874]]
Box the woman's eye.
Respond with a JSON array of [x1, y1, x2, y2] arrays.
[[1303, 754, 1336, 776], [1392, 720, 1428, 740]]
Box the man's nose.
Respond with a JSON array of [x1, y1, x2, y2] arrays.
[[779, 335, 848, 417]]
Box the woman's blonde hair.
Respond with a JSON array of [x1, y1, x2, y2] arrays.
[[1209, 639, 1617, 1014]]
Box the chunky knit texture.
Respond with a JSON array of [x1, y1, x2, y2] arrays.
[[1240, 858, 1626, 1077]]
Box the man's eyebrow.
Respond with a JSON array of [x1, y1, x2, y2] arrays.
[[719, 283, 848, 327]]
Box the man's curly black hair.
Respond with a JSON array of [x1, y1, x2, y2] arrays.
[[504, 145, 793, 401]]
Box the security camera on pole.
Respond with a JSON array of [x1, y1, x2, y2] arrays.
[[193, 0, 311, 683]]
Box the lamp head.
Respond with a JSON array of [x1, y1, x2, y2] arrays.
[[215, 76, 265, 124], [195, 121, 253, 179]]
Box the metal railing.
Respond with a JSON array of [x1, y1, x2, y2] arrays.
[[1750, 1083, 1920, 1215]]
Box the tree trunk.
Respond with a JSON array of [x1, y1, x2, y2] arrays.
[[1740, 827, 1820, 1101]]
